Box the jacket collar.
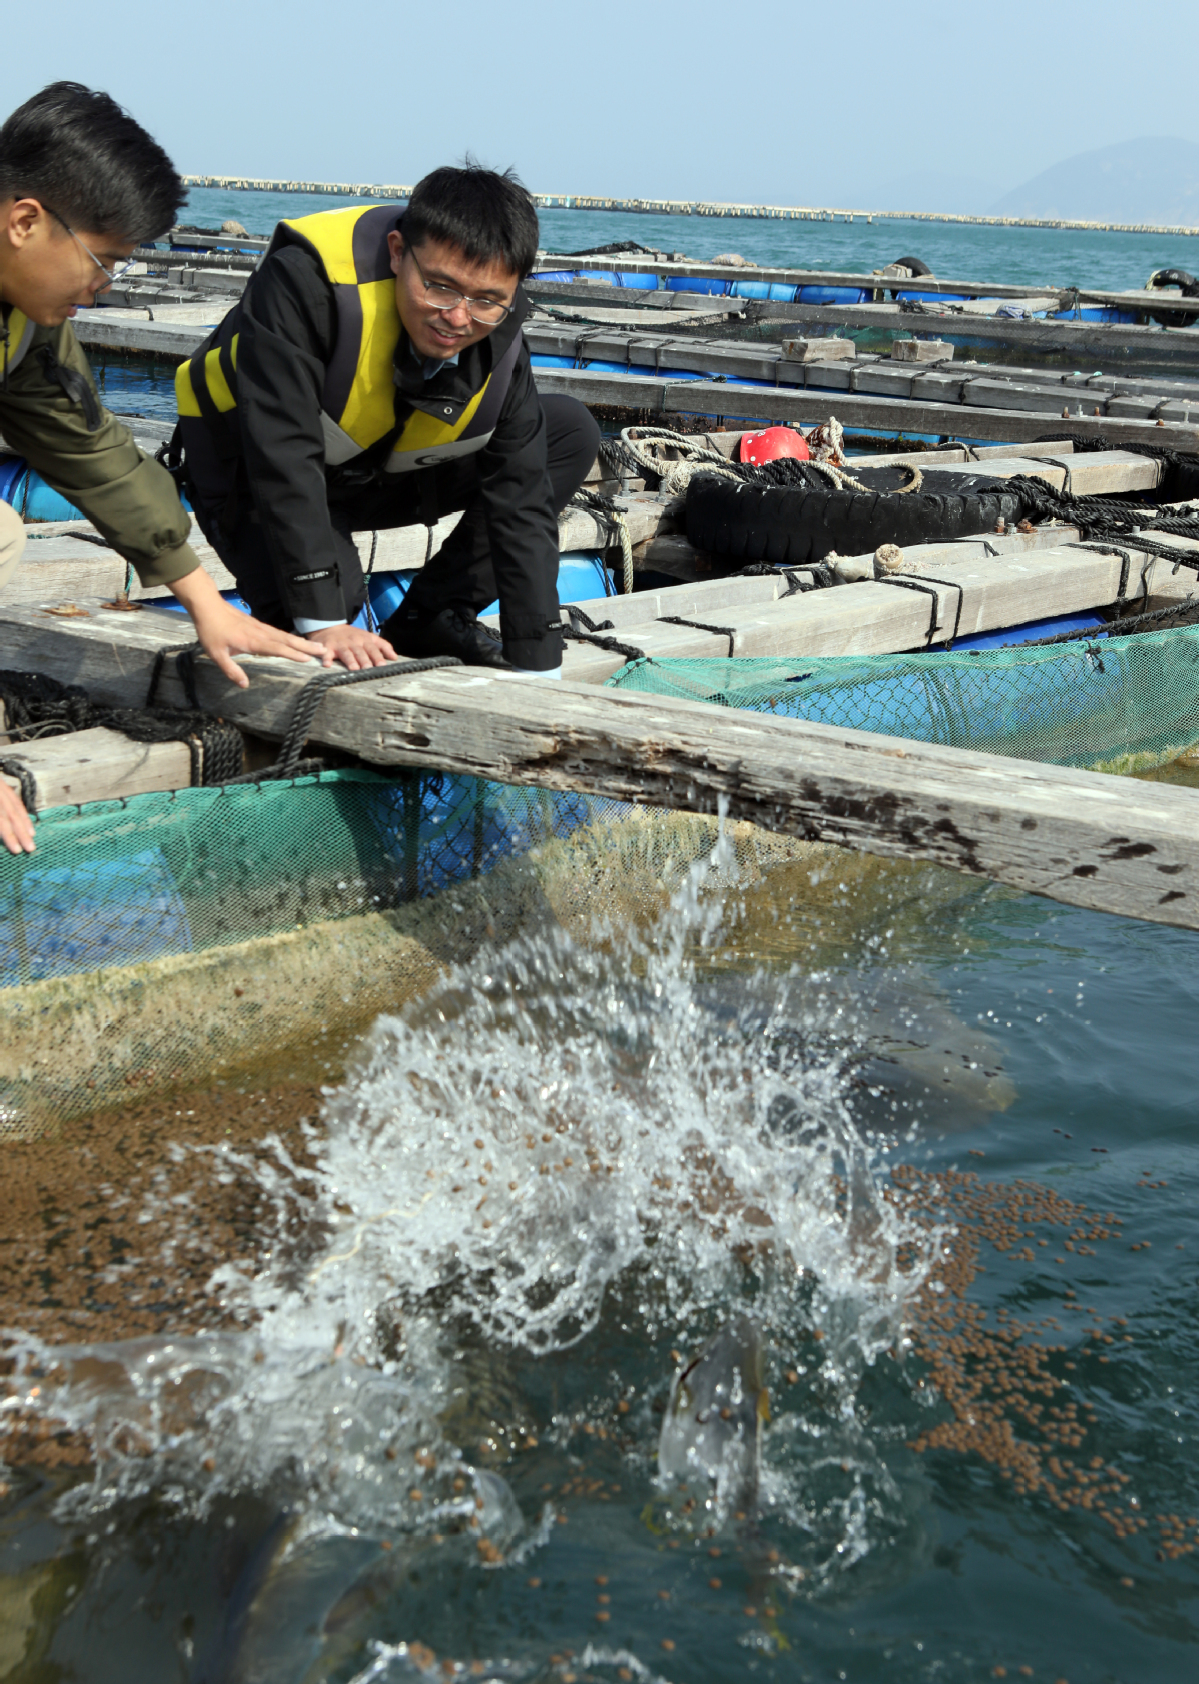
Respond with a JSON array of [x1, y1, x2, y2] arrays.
[[393, 286, 529, 418]]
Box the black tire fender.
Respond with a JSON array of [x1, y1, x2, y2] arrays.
[[685, 472, 1027, 568]]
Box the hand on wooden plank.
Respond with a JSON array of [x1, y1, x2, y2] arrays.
[[303, 623, 398, 670], [171, 568, 320, 688], [0, 783, 35, 855]]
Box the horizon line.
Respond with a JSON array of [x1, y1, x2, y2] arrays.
[[182, 176, 1199, 239]]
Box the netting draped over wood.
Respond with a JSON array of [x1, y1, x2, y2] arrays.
[[605, 627, 1199, 775]]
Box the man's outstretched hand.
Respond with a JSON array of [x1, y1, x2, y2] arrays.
[[303, 623, 398, 670], [0, 782, 35, 855], [171, 568, 321, 688]]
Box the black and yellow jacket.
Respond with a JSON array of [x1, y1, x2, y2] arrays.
[[1, 304, 198, 586], [176, 204, 558, 633]]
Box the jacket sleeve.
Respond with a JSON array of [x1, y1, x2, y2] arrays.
[[472, 344, 563, 667], [232, 246, 350, 627], [0, 321, 200, 587]]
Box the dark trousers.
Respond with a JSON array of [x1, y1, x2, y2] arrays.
[[178, 395, 598, 634]]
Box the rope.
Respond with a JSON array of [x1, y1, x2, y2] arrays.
[[1063, 542, 1150, 609], [146, 640, 202, 709], [996, 597, 1199, 649], [0, 757, 37, 813], [0, 666, 244, 788], [613, 422, 878, 499], [657, 614, 738, 658], [566, 487, 635, 592], [560, 605, 647, 664], [267, 657, 462, 780], [872, 576, 946, 647]]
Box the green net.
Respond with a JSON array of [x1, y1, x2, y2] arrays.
[[0, 768, 817, 1134], [605, 626, 1199, 776]]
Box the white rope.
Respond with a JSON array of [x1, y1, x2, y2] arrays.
[[617, 426, 744, 497]]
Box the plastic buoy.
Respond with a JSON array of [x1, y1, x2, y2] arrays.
[[738, 426, 810, 465]]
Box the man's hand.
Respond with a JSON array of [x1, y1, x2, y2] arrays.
[[171, 568, 320, 689], [0, 782, 35, 855], [304, 624, 398, 670]]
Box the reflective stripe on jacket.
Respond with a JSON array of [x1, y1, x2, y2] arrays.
[[1, 306, 36, 382]]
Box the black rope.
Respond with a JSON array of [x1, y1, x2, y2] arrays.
[[736, 561, 836, 594], [559, 603, 649, 663], [146, 640, 202, 709], [0, 757, 38, 813], [0, 668, 244, 788], [872, 576, 945, 647], [657, 614, 738, 658], [564, 605, 615, 635], [994, 597, 1199, 649], [1063, 541, 1149, 609], [267, 656, 462, 781]]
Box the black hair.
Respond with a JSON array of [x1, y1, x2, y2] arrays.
[[401, 162, 540, 279], [0, 82, 185, 242]]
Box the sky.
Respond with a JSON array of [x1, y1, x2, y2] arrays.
[[3, 0, 1198, 212]]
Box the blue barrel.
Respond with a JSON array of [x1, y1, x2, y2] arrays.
[[895, 290, 970, 303], [797, 285, 872, 305], [0, 847, 193, 986], [665, 276, 731, 296], [615, 272, 659, 290], [0, 457, 85, 521]]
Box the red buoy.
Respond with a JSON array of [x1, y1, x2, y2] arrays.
[[738, 425, 810, 465]]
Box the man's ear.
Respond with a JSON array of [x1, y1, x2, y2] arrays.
[[387, 229, 405, 278], [3, 198, 50, 250]]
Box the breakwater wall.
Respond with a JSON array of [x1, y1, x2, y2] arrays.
[[181, 177, 1199, 238]]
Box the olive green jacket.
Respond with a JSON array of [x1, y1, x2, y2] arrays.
[[0, 308, 199, 586]]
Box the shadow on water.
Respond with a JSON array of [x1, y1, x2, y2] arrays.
[[1, 829, 1197, 1682]]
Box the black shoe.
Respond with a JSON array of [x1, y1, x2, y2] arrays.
[[384, 605, 512, 670]]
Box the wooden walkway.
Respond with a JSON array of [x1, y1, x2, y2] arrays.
[[6, 436, 1199, 931], [6, 592, 1199, 933]]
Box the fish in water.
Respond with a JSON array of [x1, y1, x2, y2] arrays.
[[658, 1316, 769, 1517], [194, 1472, 524, 1684]]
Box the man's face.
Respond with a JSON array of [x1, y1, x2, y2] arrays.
[[388, 231, 519, 363], [0, 198, 136, 327]]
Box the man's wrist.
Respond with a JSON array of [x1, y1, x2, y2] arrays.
[[297, 619, 350, 636]]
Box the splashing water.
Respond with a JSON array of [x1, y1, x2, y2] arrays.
[[3, 825, 938, 1567]]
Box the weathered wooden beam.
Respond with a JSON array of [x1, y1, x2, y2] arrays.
[[5, 606, 1198, 934], [532, 367, 1199, 452], [0, 726, 194, 809], [557, 542, 1195, 682]]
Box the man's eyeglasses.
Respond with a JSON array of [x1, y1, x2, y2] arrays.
[[46, 208, 138, 289], [407, 245, 512, 326]]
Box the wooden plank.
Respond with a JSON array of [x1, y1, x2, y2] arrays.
[[0, 727, 194, 810], [534, 256, 1045, 301], [531, 286, 1199, 371], [532, 367, 1199, 452], [8, 604, 1199, 933], [556, 543, 1194, 683]]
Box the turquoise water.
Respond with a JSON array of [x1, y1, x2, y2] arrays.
[[180, 186, 1199, 293], [2, 851, 1197, 1682]]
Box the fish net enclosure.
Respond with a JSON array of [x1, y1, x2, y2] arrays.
[[0, 769, 809, 1135], [606, 623, 1199, 775]]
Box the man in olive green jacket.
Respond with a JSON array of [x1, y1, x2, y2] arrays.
[[0, 82, 318, 856]]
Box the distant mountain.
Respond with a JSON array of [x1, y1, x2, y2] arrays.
[[988, 138, 1199, 226]]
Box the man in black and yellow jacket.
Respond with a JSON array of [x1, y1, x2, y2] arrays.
[[172, 165, 598, 676], [0, 82, 316, 856]]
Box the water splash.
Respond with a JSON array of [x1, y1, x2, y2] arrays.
[[3, 825, 937, 1553]]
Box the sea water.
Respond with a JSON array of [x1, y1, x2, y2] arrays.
[[1, 828, 1196, 1683], [89, 189, 1199, 425], [4, 208, 1197, 1681], [178, 186, 1199, 294]]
